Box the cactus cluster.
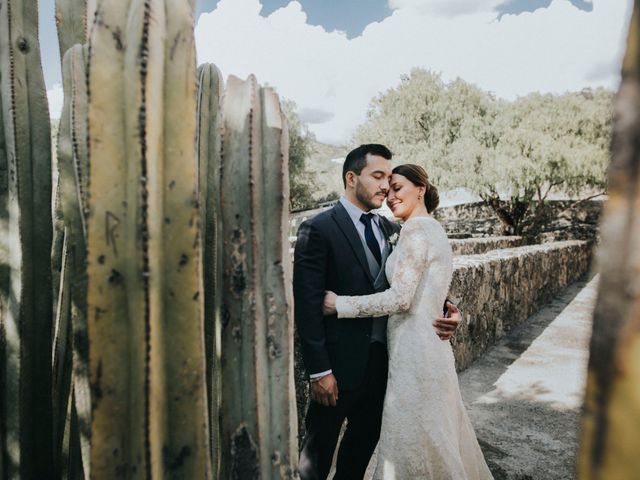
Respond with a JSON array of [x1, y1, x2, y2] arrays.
[[0, 0, 54, 477], [1, 0, 298, 478]]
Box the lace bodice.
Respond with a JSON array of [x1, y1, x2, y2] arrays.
[[335, 216, 441, 319]]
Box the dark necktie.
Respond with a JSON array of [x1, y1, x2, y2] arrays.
[[360, 213, 382, 266]]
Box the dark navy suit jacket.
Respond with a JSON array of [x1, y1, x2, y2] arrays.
[[293, 202, 401, 391]]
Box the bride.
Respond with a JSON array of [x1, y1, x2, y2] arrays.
[[323, 164, 493, 480]]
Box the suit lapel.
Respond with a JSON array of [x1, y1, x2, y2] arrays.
[[332, 202, 375, 285], [378, 216, 392, 242]]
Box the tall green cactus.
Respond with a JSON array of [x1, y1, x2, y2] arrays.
[[86, 0, 210, 476], [259, 86, 298, 480], [53, 43, 91, 479], [0, 62, 6, 479], [52, 45, 74, 477], [197, 62, 224, 477], [220, 74, 298, 479], [0, 0, 54, 478], [54, 0, 88, 60], [68, 42, 91, 480]]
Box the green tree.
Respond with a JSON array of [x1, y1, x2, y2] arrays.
[[355, 69, 613, 236], [281, 99, 317, 211]]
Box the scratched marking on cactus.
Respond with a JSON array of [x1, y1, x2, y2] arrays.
[[105, 211, 121, 256]]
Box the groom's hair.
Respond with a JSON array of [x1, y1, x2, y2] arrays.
[[342, 144, 392, 188]]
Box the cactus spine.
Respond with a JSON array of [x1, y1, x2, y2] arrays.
[[220, 74, 298, 479], [197, 62, 224, 477], [0, 0, 54, 478], [87, 0, 210, 476]]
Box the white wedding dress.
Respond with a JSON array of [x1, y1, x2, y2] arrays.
[[335, 216, 493, 480]]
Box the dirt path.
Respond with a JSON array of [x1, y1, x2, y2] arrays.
[[459, 275, 598, 479]]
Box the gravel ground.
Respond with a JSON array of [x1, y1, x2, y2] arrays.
[[458, 275, 597, 480]]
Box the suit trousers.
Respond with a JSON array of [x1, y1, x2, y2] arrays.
[[298, 342, 389, 480]]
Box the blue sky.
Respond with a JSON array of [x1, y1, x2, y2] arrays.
[[42, 0, 630, 144], [196, 0, 393, 38]]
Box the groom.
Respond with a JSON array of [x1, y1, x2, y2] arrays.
[[294, 144, 461, 479]]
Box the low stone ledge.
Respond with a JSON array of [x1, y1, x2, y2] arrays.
[[289, 235, 523, 257], [450, 236, 523, 255], [450, 240, 592, 371]]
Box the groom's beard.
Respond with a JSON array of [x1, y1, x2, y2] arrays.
[[355, 181, 386, 211]]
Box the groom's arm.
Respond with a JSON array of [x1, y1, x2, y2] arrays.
[[293, 220, 332, 377]]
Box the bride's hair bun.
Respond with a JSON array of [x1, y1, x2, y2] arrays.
[[391, 164, 440, 213], [424, 181, 439, 214]]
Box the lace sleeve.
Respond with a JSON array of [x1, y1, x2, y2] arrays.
[[335, 218, 429, 318]]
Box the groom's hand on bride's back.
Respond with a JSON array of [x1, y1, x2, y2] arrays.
[[433, 302, 461, 341], [310, 373, 339, 407]]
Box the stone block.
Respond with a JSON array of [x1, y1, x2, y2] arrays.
[[450, 236, 524, 255]]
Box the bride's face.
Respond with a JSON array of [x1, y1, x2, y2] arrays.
[[387, 174, 425, 220]]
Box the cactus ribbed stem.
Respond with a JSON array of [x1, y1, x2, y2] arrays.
[[86, 0, 138, 475], [259, 86, 298, 479], [578, 2, 640, 477], [52, 46, 74, 478], [220, 75, 298, 479], [69, 43, 91, 480], [0, 0, 54, 478], [160, 1, 210, 476], [52, 43, 91, 479], [87, 0, 210, 476], [55, 0, 87, 60], [0, 52, 6, 480], [220, 75, 264, 479], [197, 62, 224, 477]]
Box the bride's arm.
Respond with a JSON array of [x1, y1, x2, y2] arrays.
[[335, 220, 429, 318]]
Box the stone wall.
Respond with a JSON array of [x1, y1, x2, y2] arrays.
[[449, 240, 592, 371], [290, 199, 603, 242], [290, 205, 333, 237], [293, 239, 593, 439], [434, 199, 603, 241], [289, 235, 524, 258], [450, 236, 523, 255]]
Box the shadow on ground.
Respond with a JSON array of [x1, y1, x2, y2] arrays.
[[459, 274, 597, 480]]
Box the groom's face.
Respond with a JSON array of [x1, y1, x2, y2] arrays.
[[353, 154, 392, 210]]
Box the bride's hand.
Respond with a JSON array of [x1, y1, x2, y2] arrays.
[[323, 291, 337, 315]]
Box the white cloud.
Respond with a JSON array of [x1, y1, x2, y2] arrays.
[[47, 83, 64, 119], [28, 0, 600, 146], [196, 0, 632, 144], [388, 0, 503, 17]]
